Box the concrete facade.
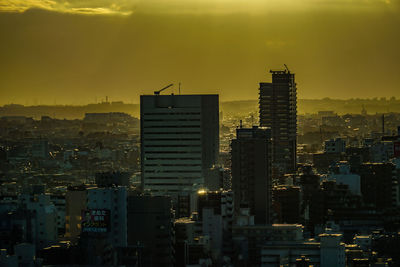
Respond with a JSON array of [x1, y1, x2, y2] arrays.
[[140, 94, 219, 196]]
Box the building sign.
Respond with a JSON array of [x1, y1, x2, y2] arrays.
[[81, 209, 110, 233], [394, 142, 400, 158]]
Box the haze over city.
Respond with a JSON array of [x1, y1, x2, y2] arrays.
[[1, 0, 400, 105], [2, 1, 400, 267]]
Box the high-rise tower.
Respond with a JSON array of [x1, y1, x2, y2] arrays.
[[259, 67, 297, 175], [140, 93, 219, 196]]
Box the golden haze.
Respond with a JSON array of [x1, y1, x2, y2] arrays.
[[0, 0, 399, 105]]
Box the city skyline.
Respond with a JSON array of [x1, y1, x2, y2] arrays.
[[1, 1, 400, 266]]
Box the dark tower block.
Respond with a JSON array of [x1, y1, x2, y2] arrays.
[[259, 68, 297, 175]]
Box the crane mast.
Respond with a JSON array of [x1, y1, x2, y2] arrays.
[[154, 84, 173, 95]]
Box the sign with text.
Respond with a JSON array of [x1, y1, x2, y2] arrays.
[[81, 209, 110, 233]]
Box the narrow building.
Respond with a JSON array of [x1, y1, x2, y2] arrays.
[[231, 126, 272, 224], [259, 68, 297, 175]]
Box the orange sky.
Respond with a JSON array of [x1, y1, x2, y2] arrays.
[[0, 0, 399, 105]]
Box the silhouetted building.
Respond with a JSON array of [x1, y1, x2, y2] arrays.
[[231, 126, 272, 224], [176, 193, 192, 218], [327, 161, 361, 196], [273, 185, 301, 224], [84, 112, 137, 124], [298, 170, 325, 232], [174, 217, 209, 266], [140, 94, 219, 196], [204, 166, 224, 191], [0, 243, 42, 267], [359, 163, 398, 210], [313, 152, 343, 174], [259, 68, 297, 175], [345, 146, 371, 173], [233, 223, 305, 266], [127, 195, 174, 267], [325, 138, 346, 154], [65, 185, 87, 242], [95, 171, 130, 187], [260, 232, 345, 267]]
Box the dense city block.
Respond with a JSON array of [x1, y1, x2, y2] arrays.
[[1, 70, 400, 267]]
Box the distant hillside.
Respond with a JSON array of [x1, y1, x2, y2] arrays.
[[1, 98, 400, 119], [299, 98, 400, 114], [222, 98, 400, 115], [0, 102, 140, 120], [220, 100, 259, 115]]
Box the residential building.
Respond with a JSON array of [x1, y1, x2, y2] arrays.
[[231, 126, 272, 224], [259, 68, 297, 174]]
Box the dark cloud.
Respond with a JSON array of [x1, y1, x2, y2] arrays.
[[1, 0, 398, 15]]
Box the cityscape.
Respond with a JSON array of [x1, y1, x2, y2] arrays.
[[1, 0, 400, 267], [1, 68, 400, 266]]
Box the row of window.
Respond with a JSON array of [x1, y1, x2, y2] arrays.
[[145, 170, 201, 173], [145, 157, 201, 160], [144, 164, 201, 166], [143, 132, 201, 135], [144, 145, 201, 148], [144, 151, 200, 154], [145, 183, 198, 186], [143, 125, 201, 128], [144, 138, 201, 141], [144, 119, 201, 122], [143, 112, 201, 115]]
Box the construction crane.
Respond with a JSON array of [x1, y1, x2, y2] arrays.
[[284, 64, 290, 72], [154, 83, 173, 95]]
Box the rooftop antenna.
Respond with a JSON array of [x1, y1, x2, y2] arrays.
[[179, 82, 181, 95], [240, 120, 243, 129]]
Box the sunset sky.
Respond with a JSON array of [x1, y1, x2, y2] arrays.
[[0, 0, 399, 105]]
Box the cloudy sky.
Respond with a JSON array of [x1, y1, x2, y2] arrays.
[[0, 0, 399, 104]]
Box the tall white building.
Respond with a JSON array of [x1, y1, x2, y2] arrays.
[[86, 186, 127, 247], [140, 94, 219, 196]]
